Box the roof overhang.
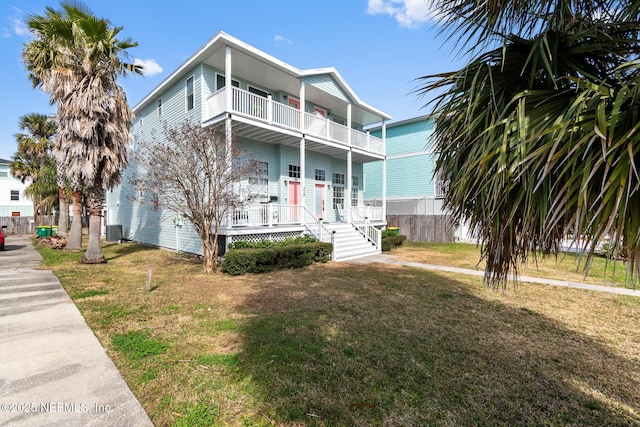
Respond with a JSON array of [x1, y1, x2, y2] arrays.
[[133, 31, 391, 127]]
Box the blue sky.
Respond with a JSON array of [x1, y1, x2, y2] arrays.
[[0, 0, 464, 161]]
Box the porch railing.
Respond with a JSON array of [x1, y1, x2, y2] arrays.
[[207, 86, 384, 156], [351, 205, 384, 221], [229, 204, 304, 227], [350, 207, 381, 250]]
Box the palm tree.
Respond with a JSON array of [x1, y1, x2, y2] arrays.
[[10, 113, 58, 226], [23, 2, 141, 262], [417, 0, 640, 288]]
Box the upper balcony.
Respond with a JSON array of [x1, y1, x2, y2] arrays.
[[206, 86, 385, 158]]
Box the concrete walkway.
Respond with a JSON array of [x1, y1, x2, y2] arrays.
[[0, 236, 153, 427], [349, 253, 640, 297]]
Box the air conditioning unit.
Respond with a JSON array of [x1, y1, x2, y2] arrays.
[[106, 224, 122, 242]]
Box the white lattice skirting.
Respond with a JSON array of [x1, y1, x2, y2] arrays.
[[229, 231, 304, 245]]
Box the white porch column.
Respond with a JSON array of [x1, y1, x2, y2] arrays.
[[346, 149, 352, 222], [300, 137, 306, 210], [299, 82, 306, 131], [224, 46, 233, 227], [225, 46, 232, 111], [382, 120, 387, 221], [346, 104, 352, 145], [345, 103, 352, 222]]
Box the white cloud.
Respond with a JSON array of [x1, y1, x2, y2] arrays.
[[134, 58, 163, 77], [274, 35, 292, 45], [366, 0, 439, 28], [12, 18, 29, 36]]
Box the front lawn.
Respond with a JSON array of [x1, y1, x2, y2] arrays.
[[38, 241, 640, 426], [393, 241, 639, 289]]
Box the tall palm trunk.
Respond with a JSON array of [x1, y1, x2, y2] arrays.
[[57, 186, 69, 238], [65, 190, 83, 251], [82, 184, 104, 264]]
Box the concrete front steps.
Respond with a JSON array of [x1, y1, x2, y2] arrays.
[[324, 222, 380, 261]]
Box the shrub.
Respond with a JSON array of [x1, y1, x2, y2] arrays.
[[382, 235, 406, 252], [228, 235, 318, 250], [221, 242, 332, 275]]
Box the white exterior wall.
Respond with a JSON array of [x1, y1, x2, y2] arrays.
[[0, 161, 33, 217]]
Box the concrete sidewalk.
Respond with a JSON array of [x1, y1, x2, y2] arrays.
[[0, 236, 153, 426], [349, 253, 640, 297]]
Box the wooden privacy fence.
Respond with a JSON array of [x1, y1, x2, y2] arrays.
[[0, 216, 57, 235], [386, 215, 455, 243]]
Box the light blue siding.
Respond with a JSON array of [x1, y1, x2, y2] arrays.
[[301, 75, 349, 103], [364, 117, 436, 200], [364, 161, 383, 199], [371, 118, 434, 156]]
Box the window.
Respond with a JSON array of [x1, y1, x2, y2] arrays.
[[288, 164, 300, 179], [248, 86, 268, 98], [249, 161, 269, 197], [435, 171, 448, 198], [186, 76, 194, 111], [333, 187, 344, 210], [0, 169, 7, 178], [152, 191, 160, 211], [216, 74, 239, 91], [157, 98, 162, 116], [351, 176, 359, 207], [332, 173, 345, 210], [138, 117, 143, 128], [314, 169, 325, 181], [10, 190, 19, 201]]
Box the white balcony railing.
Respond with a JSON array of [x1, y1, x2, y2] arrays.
[[207, 86, 384, 156]]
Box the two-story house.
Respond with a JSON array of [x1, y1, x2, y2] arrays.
[[364, 116, 460, 242], [0, 158, 33, 217], [106, 31, 391, 261]]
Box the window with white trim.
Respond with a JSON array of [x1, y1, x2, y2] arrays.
[[249, 161, 269, 197], [332, 173, 344, 209], [157, 98, 162, 116], [10, 190, 19, 201], [351, 176, 359, 207], [186, 76, 194, 111], [314, 169, 325, 181], [435, 171, 448, 198], [248, 86, 268, 98], [288, 164, 300, 179], [216, 74, 239, 91]]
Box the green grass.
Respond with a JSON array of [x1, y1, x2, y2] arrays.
[[395, 241, 639, 289], [111, 331, 168, 361], [36, 240, 640, 426], [72, 289, 109, 299]]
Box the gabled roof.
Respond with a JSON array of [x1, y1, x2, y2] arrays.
[[134, 31, 391, 126]]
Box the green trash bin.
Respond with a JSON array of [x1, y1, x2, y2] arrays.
[[387, 227, 399, 235], [51, 226, 58, 236], [36, 226, 52, 237]]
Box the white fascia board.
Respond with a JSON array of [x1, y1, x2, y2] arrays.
[[299, 67, 392, 121]]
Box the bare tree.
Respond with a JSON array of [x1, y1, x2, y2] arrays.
[[130, 120, 258, 273]]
